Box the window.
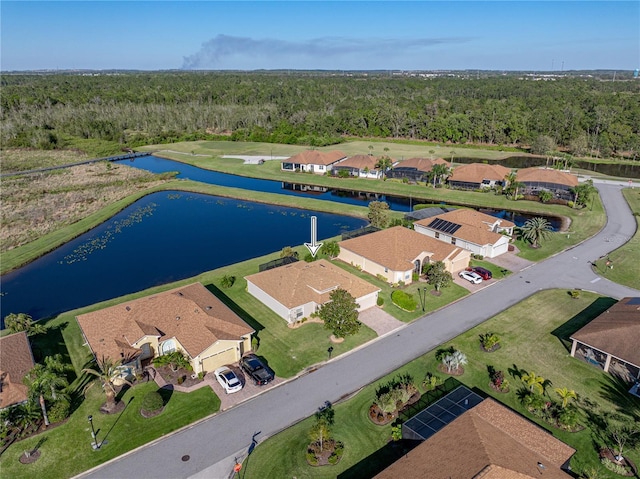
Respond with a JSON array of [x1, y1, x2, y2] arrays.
[[295, 308, 304, 318], [160, 339, 176, 355], [318, 165, 324, 170], [451, 238, 456, 245], [435, 232, 440, 239]]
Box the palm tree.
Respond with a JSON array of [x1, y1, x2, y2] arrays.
[[375, 156, 392, 179], [368, 145, 374, 156], [521, 371, 546, 395], [83, 356, 131, 413], [24, 362, 69, 427], [504, 171, 524, 200], [554, 387, 577, 408], [519, 217, 553, 248], [431, 163, 450, 187], [3, 312, 46, 336]]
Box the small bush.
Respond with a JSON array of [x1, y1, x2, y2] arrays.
[[48, 398, 71, 423], [567, 201, 575, 208], [377, 296, 384, 306], [412, 272, 419, 282], [306, 451, 318, 465], [568, 290, 581, 299], [141, 391, 164, 412], [601, 458, 629, 475], [197, 371, 205, 380], [220, 275, 236, 289], [391, 290, 417, 311]]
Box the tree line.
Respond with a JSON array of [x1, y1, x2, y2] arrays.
[[1, 72, 638, 158]]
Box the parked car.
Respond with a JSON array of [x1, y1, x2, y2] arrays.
[[214, 366, 243, 394], [459, 270, 483, 284], [471, 266, 492, 280], [240, 353, 275, 386]]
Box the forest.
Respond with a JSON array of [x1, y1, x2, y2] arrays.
[[1, 71, 639, 159]]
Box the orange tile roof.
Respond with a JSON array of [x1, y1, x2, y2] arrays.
[[245, 259, 380, 309], [76, 283, 254, 362], [375, 399, 575, 479], [339, 226, 465, 270], [415, 208, 514, 246], [516, 167, 579, 187], [394, 157, 449, 172], [449, 163, 512, 183], [285, 150, 347, 166], [0, 332, 35, 409], [337, 155, 381, 170], [571, 297, 640, 367]]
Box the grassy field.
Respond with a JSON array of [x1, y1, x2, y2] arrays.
[[241, 290, 640, 479], [592, 187, 640, 290]]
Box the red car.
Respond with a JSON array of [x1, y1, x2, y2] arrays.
[[471, 266, 492, 280]]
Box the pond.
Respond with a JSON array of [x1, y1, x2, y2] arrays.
[[0, 192, 366, 323]]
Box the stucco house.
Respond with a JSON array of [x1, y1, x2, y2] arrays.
[[414, 208, 514, 258], [447, 163, 511, 190], [570, 297, 640, 382], [338, 226, 470, 285], [332, 155, 383, 179], [281, 150, 347, 175], [0, 332, 36, 410], [377, 394, 575, 478], [245, 259, 380, 324], [386, 157, 450, 182], [516, 167, 579, 201], [76, 282, 254, 377]]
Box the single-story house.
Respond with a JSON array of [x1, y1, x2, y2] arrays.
[[76, 282, 255, 377], [414, 208, 514, 258], [376, 394, 575, 479], [281, 150, 347, 175], [0, 332, 36, 410], [338, 226, 470, 284], [332, 155, 383, 179], [386, 157, 450, 182], [245, 259, 380, 324], [570, 297, 640, 382], [447, 163, 511, 190], [516, 167, 579, 201]]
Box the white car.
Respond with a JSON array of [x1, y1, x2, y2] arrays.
[[214, 366, 243, 394], [459, 270, 483, 284]]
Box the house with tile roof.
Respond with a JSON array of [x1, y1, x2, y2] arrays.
[[76, 282, 254, 377], [375, 397, 575, 479], [338, 226, 470, 285], [0, 332, 35, 410], [570, 297, 640, 383], [386, 157, 450, 182], [245, 259, 380, 324], [281, 150, 347, 175], [448, 163, 512, 190], [332, 154, 384, 179], [516, 167, 579, 201], [414, 208, 514, 258]]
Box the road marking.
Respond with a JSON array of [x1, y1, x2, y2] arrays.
[[590, 277, 601, 283]]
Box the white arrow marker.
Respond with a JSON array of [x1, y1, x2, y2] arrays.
[[304, 216, 323, 258]]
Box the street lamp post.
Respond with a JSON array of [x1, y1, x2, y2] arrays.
[[327, 346, 334, 359], [88, 415, 100, 450], [417, 287, 427, 312]]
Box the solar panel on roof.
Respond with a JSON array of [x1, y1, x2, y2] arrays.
[[427, 218, 462, 235], [627, 298, 640, 305]]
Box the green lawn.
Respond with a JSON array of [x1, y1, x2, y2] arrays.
[[241, 290, 640, 479], [592, 188, 640, 290]]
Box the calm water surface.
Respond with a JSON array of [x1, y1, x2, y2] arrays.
[[0, 192, 366, 322]]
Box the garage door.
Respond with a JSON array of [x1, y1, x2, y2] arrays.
[[201, 347, 237, 374]]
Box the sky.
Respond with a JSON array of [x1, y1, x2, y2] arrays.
[[1, 1, 638, 71]]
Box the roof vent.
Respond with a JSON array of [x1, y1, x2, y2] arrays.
[[178, 292, 184, 296], [125, 306, 131, 311], [206, 306, 212, 310], [176, 316, 181, 321]]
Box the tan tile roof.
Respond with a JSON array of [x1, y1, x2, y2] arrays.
[[76, 283, 254, 362], [337, 155, 381, 170], [571, 297, 640, 367], [415, 208, 514, 247], [394, 157, 449, 173], [516, 167, 579, 187], [0, 332, 35, 409], [245, 259, 380, 309], [375, 398, 575, 479], [285, 150, 347, 166], [339, 226, 465, 271], [449, 163, 512, 184]]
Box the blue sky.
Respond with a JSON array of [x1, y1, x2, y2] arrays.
[[1, 1, 638, 71]]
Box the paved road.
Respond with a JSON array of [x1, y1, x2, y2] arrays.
[[78, 180, 639, 479]]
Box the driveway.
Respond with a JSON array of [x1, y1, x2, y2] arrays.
[[77, 182, 640, 479], [358, 306, 405, 336], [207, 365, 284, 412], [487, 246, 535, 273]]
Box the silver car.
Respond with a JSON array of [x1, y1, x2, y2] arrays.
[[459, 270, 483, 284]]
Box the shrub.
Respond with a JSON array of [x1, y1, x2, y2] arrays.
[[48, 398, 71, 424], [220, 275, 236, 289], [569, 290, 581, 299], [376, 274, 387, 282], [141, 391, 164, 412], [412, 272, 419, 282], [377, 296, 384, 306], [601, 458, 629, 475], [567, 201, 575, 208], [197, 371, 205, 380], [391, 290, 417, 311], [479, 332, 501, 350], [306, 451, 319, 465], [422, 372, 443, 391]]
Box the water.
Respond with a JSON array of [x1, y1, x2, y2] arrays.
[[0, 192, 366, 322]]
